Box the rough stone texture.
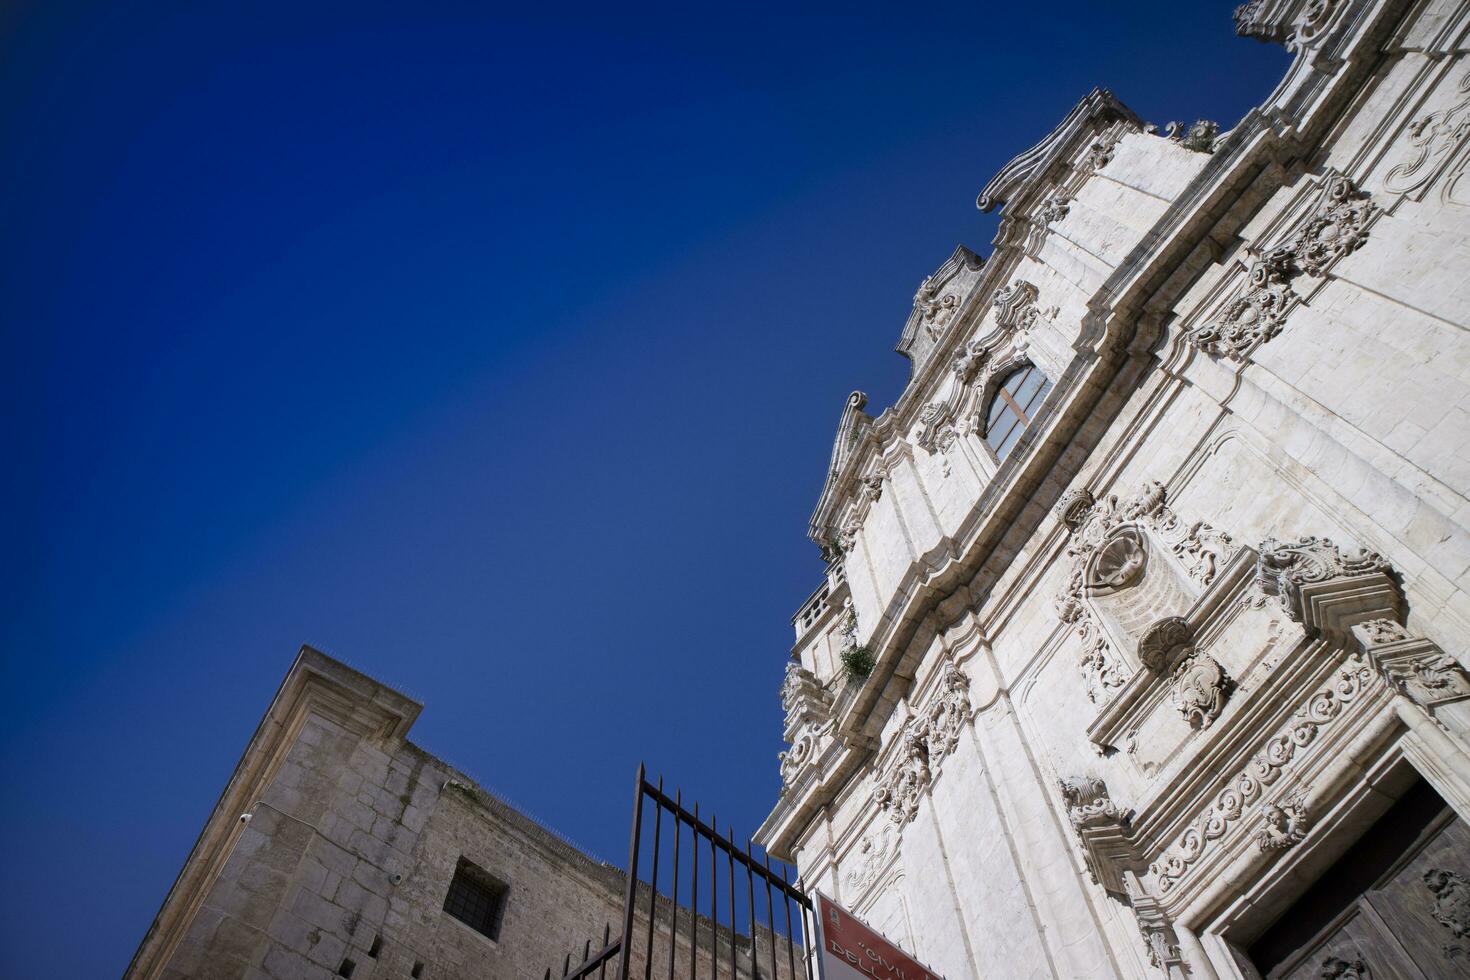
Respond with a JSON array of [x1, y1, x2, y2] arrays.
[[763, 2, 1470, 978]]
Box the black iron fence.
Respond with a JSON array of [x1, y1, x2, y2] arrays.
[[545, 764, 813, 980]]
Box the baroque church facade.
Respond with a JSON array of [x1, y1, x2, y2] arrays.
[[757, 1, 1470, 979]]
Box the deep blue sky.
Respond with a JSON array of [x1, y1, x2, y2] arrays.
[[0, 3, 1287, 974]]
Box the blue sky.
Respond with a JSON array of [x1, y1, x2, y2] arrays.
[[0, 3, 1287, 974]]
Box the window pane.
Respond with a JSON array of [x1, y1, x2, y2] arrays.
[[1004, 365, 1031, 393], [995, 418, 1024, 460], [1019, 374, 1052, 417], [1011, 367, 1044, 414], [986, 404, 1020, 454]]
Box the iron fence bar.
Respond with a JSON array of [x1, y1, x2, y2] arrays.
[[689, 802, 700, 980], [640, 780, 810, 906], [643, 777, 663, 980], [560, 938, 622, 980], [726, 826, 736, 979], [668, 789, 681, 980], [600, 923, 611, 980], [617, 763, 647, 980], [762, 851, 777, 979], [744, 837, 757, 979], [781, 865, 798, 980], [707, 811, 717, 978]]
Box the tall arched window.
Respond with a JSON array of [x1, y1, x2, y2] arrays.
[[984, 363, 1051, 461]]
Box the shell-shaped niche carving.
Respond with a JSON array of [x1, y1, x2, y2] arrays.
[[1085, 526, 1194, 655]]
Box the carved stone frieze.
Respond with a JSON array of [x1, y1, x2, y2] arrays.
[[1085, 133, 1121, 171], [1172, 651, 1233, 730], [915, 276, 961, 339], [1256, 535, 1392, 625], [874, 720, 931, 826], [1056, 488, 1096, 532], [1360, 617, 1411, 645], [1235, 0, 1340, 51], [1381, 651, 1470, 708], [1256, 797, 1308, 851], [778, 720, 829, 786], [1385, 69, 1470, 196], [1150, 654, 1377, 892], [1061, 775, 1125, 828]]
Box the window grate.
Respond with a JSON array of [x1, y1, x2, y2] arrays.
[[444, 858, 507, 940]]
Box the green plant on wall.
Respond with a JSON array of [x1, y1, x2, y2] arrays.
[[841, 645, 875, 681]]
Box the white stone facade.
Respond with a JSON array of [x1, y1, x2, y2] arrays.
[[759, 2, 1470, 978]]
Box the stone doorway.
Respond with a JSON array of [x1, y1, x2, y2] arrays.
[[1248, 778, 1470, 979]]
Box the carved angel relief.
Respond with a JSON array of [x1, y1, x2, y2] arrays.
[[1188, 171, 1379, 360]]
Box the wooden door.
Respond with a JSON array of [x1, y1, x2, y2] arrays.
[[1250, 779, 1470, 979]]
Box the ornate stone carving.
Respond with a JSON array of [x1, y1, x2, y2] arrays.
[[843, 824, 896, 895], [1320, 957, 1370, 980], [778, 721, 827, 786], [1256, 535, 1391, 624], [1256, 797, 1308, 850], [1085, 134, 1121, 171], [1189, 171, 1377, 360], [1056, 481, 1235, 702], [861, 475, 884, 502], [780, 662, 825, 717], [915, 276, 961, 338], [1151, 655, 1376, 891], [1235, 0, 1339, 51], [1055, 488, 1096, 532], [1425, 868, 1470, 953], [1060, 775, 1125, 829], [1381, 651, 1470, 707], [1172, 651, 1233, 730], [1191, 245, 1296, 359], [874, 720, 931, 826], [1360, 617, 1411, 645], [993, 279, 1044, 331], [923, 662, 971, 764], [1165, 119, 1220, 153], [1291, 171, 1378, 277], [1037, 193, 1071, 225], [1138, 616, 1193, 672], [1385, 69, 1470, 196]]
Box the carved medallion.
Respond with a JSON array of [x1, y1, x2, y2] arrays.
[[1172, 651, 1233, 729], [1256, 797, 1308, 851]]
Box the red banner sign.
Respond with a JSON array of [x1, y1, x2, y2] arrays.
[[813, 892, 945, 980]]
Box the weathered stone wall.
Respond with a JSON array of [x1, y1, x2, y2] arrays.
[[130, 651, 801, 980]]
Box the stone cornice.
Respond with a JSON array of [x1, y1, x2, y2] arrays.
[[764, 0, 1411, 859]]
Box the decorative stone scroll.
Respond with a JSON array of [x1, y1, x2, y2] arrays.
[[1149, 654, 1377, 892], [1385, 69, 1470, 197], [778, 662, 834, 790], [1172, 650, 1234, 730], [1060, 776, 1136, 893], [1235, 0, 1341, 52], [1354, 617, 1470, 713], [873, 719, 931, 826], [1256, 535, 1392, 627], [843, 823, 897, 895], [1188, 170, 1379, 360]]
